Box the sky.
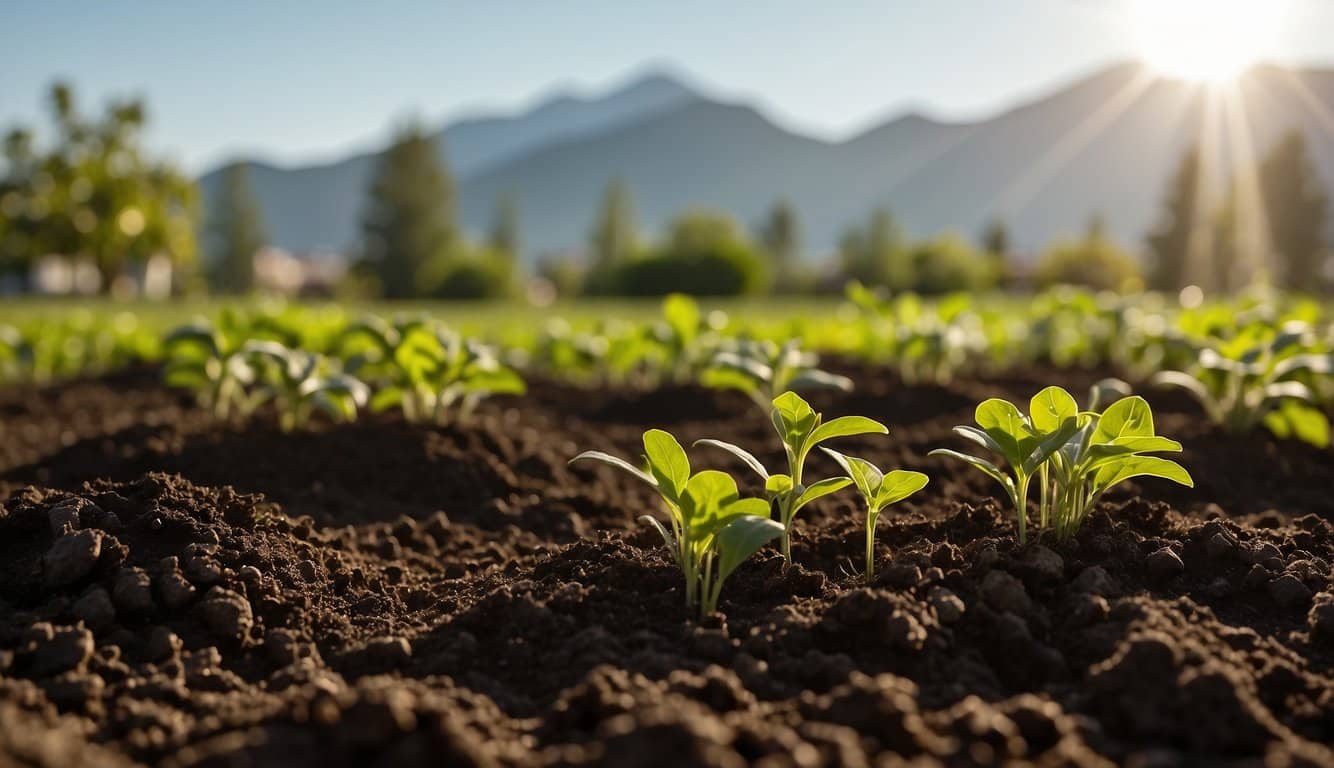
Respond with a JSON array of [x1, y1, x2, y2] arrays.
[[4, 0, 1333, 174]]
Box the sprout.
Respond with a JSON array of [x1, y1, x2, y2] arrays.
[[245, 341, 369, 432], [932, 384, 1192, 542], [571, 430, 782, 617], [821, 449, 928, 580], [702, 339, 852, 413], [696, 391, 887, 562], [161, 319, 259, 421], [1152, 322, 1333, 447]]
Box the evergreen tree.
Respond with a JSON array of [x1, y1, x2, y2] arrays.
[[585, 178, 638, 294], [207, 163, 267, 295], [361, 124, 456, 299], [839, 208, 905, 288], [1259, 130, 1329, 291], [590, 178, 636, 268], [488, 191, 521, 263], [1146, 144, 1205, 292], [759, 198, 801, 287], [1212, 185, 1241, 294], [982, 218, 1010, 258]]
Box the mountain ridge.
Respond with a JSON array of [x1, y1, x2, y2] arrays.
[[199, 61, 1334, 260]]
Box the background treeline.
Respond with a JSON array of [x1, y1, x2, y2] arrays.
[[2, 83, 1330, 299]]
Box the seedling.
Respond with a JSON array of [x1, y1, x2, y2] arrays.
[[161, 319, 259, 421], [1035, 387, 1193, 538], [0, 325, 32, 383], [933, 384, 1192, 542], [929, 388, 1081, 543], [703, 339, 852, 413], [696, 391, 888, 561], [821, 449, 928, 580], [571, 430, 782, 616], [245, 341, 370, 432], [1152, 323, 1333, 447], [651, 293, 725, 384]]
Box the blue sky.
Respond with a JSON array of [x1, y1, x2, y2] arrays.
[[4, 0, 1333, 173]]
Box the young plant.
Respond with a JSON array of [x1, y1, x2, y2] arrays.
[[696, 391, 888, 562], [702, 339, 853, 413], [929, 388, 1081, 544], [821, 449, 928, 580], [1035, 388, 1193, 539], [571, 430, 782, 616], [0, 324, 33, 383], [1152, 324, 1333, 447], [161, 319, 260, 421], [245, 341, 370, 432], [651, 293, 725, 384]]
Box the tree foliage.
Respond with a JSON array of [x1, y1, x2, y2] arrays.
[[361, 124, 457, 299], [1260, 130, 1329, 292], [1036, 215, 1141, 292], [1146, 144, 1205, 292], [0, 82, 198, 291], [206, 163, 267, 295]]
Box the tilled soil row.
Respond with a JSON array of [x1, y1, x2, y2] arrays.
[[0, 367, 1332, 766]]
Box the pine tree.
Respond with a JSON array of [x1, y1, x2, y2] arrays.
[[207, 163, 267, 295], [1146, 144, 1206, 292], [361, 124, 456, 299], [982, 218, 1010, 258], [489, 191, 521, 262], [585, 178, 638, 294], [759, 198, 801, 288], [1259, 130, 1329, 291]]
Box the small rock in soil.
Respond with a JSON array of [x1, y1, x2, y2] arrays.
[[198, 588, 254, 641], [183, 555, 224, 587], [1240, 541, 1282, 566], [31, 626, 94, 676], [157, 569, 198, 610], [42, 530, 104, 589], [71, 587, 116, 632], [145, 626, 182, 662], [1145, 547, 1184, 581], [981, 570, 1032, 615], [1268, 574, 1313, 609], [1206, 532, 1238, 559], [1023, 545, 1064, 582], [1073, 565, 1119, 596], [47, 500, 82, 536], [927, 586, 965, 624], [111, 567, 154, 615], [365, 636, 413, 668], [1308, 595, 1334, 641]]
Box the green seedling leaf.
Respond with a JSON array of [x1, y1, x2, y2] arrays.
[[928, 448, 1015, 494], [792, 477, 853, 512], [1029, 386, 1077, 433], [570, 450, 657, 487], [765, 474, 794, 494], [975, 398, 1030, 464], [874, 470, 930, 508], [807, 415, 889, 448], [639, 514, 676, 550], [771, 391, 818, 444], [713, 516, 783, 587], [644, 429, 691, 500], [694, 438, 769, 479], [1093, 455, 1194, 492], [821, 448, 883, 500], [1093, 396, 1155, 442]]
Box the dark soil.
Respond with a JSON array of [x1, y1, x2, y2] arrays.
[[1, 364, 1332, 767]]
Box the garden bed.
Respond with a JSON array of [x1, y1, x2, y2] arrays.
[[1, 364, 1332, 766]]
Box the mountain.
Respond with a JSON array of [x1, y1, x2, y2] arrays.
[[199, 63, 1334, 260]]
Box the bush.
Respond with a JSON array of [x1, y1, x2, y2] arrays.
[[613, 210, 769, 297], [418, 245, 515, 300], [905, 234, 997, 294], [1035, 237, 1142, 292]]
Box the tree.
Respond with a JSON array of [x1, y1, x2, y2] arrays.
[[839, 208, 906, 288], [361, 124, 457, 299], [206, 163, 267, 295], [1146, 144, 1206, 292], [907, 234, 997, 294], [1259, 130, 1329, 291], [758, 198, 801, 289], [586, 178, 638, 293], [488, 191, 521, 263], [980, 218, 1013, 286], [0, 82, 198, 292], [1036, 214, 1141, 292], [615, 209, 768, 296]]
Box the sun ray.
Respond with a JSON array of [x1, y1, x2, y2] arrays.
[[1182, 85, 1224, 290], [1216, 79, 1274, 287], [990, 67, 1157, 220]]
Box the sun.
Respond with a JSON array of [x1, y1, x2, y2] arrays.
[[1130, 0, 1286, 83]]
